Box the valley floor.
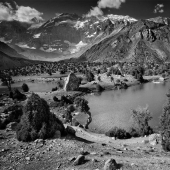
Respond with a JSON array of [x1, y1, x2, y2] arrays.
[[0, 73, 168, 170]]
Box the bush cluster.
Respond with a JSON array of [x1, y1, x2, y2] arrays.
[[16, 93, 65, 142], [160, 91, 170, 151], [85, 70, 95, 82], [105, 126, 131, 139], [131, 105, 153, 136], [74, 97, 90, 112], [13, 89, 26, 101], [22, 83, 29, 92], [0, 104, 23, 129]]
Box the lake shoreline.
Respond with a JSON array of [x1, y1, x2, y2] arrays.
[[0, 73, 167, 135]]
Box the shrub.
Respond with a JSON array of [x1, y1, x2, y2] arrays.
[[22, 83, 29, 92], [128, 127, 140, 137], [74, 97, 90, 113], [60, 70, 65, 74], [63, 110, 72, 123], [53, 96, 59, 102], [131, 105, 153, 136], [85, 70, 95, 82], [13, 89, 26, 101], [93, 83, 104, 92], [105, 126, 131, 139], [56, 80, 64, 89], [52, 87, 58, 91], [16, 93, 65, 142], [160, 90, 170, 151]]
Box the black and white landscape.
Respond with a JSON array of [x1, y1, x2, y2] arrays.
[[1, 0, 170, 170]]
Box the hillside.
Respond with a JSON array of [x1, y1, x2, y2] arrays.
[[79, 19, 170, 63], [0, 14, 170, 64], [0, 41, 27, 59], [0, 51, 41, 70], [0, 14, 137, 61]]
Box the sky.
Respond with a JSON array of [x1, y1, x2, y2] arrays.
[[0, 0, 170, 23]]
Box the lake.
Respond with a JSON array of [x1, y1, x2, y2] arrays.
[[0, 80, 59, 93], [85, 79, 170, 133]]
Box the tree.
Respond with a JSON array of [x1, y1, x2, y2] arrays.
[[160, 90, 170, 151], [0, 73, 12, 92], [131, 105, 153, 136], [74, 97, 92, 129], [85, 70, 94, 82], [22, 83, 29, 92], [74, 97, 90, 113], [16, 93, 65, 142]]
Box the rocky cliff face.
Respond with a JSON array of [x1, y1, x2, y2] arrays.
[[0, 14, 170, 64], [0, 14, 137, 60], [79, 19, 170, 64]]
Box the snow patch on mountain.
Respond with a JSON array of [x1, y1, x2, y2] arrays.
[[28, 22, 45, 29], [87, 32, 96, 38], [33, 33, 41, 38], [70, 41, 87, 54], [0, 37, 12, 43], [16, 43, 36, 49], [55, 20, 75, 26], [74, 20, 88, 29], [40, 47, 57, 52]]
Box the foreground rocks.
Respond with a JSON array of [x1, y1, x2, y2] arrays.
[[1, 126, 170, 170], [104, 158, 118, 170], [73, 155, 85, 166]]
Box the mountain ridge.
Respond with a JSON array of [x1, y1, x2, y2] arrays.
[[0, 13, 170, 64]]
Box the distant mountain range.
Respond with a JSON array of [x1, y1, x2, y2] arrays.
[[0, 13, 170, 66]]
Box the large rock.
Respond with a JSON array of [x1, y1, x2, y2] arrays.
[[64, 73, 80, 91], [104, 158, 118, 170], [73, 155, 85, 166], [149, 133, 161, 145], [6, 122, 18, 131]]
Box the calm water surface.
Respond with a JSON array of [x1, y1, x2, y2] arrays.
[[1, 77, 170, 133], [85, 79, 170, 133], [0, 81, 58, 93]]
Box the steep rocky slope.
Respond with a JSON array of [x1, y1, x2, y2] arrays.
[[79, 19, 170, 63], [0, 14, 136, 60], [0, 14, 170, 64], [0, 51, 40, 70], [0, 42, 27, 59]]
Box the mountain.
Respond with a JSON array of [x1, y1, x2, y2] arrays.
[[0, 51, 41, 70], [0, 41, 27, 59], [0, 13, 137, 61], [79, 19, 170, 63], [0, 13, 170, 64]]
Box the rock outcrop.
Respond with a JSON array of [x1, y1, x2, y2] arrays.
[[104, 158, 118, 170], [64, 73, 80, 91], [149, 133, 161, 145]]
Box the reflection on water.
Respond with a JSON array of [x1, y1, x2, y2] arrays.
[[0, 81, 58, 93], [86, 79, 170, 133]]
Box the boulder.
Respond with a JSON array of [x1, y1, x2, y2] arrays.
[[73, 155, 85, 166], [6, 122, 18, 131], [149, 133, 161, 145], [64, 73, 80, 91], [54, 130, 61, 138], [66, 125, 76, 136], [104, 158, 118, 170]]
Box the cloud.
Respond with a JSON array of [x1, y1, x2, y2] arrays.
[[87, 0, 126, 17], [87, 7, 103, 17], [154, 4, 164, 13], [0, 2, 44, 23], [98, 0, 126, 9]]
